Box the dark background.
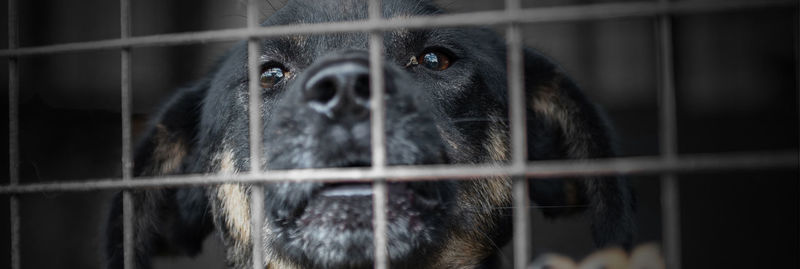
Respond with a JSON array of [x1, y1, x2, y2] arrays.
[[0, 0, 797, 268]]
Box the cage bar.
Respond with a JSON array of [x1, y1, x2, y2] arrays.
[[796, 0, 800, 261], [0, 151, 794, 194], [246, 0, 266, 268], [247, 0, 263, 177], [8, 0, 18, 183], [120, 0, 132, 182], [0, 0, 794, 58], [9, 197, 19, 269], [8, 0, 21, 268], [368, 0, 390, 268], [121, 192, 134, 269], [119, 0, 135, 268], [504, 0, 531, 267], [249, 185, 265, 269], [655, 0, 682, 268]]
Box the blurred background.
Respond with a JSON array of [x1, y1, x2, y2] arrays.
[[0, 0, 797, 268]]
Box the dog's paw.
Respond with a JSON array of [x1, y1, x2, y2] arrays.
[[529, 243, 665, 269]]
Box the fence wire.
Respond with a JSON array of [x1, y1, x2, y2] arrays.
[[7, 0, 20, 268], [0, 151, 794, 194], [655, 0, 681, 267], [246, 0, 266, 268], [0, 0, 795, 58], [367, 0, 390, 268], [4, 0, 800, 269]]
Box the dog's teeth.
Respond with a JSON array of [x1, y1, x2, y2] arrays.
[[321, 185, 373, 197]]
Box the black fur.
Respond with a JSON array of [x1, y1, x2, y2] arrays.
[[106, 0, 635, 268]]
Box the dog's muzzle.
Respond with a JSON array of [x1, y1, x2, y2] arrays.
[[258, 50, 456, 267]]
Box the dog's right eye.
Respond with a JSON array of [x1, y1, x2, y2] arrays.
[[260, 65, 287, 89], [418, 49, 453, 71]]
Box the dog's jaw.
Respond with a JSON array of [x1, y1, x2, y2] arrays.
[[259, 181, 450, 268]]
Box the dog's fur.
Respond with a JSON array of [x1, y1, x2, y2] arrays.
[[105, 0, 635, 268]]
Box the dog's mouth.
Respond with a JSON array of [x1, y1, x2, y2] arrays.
[[267, 177, 453, 267], [292, 182, 442, 231]]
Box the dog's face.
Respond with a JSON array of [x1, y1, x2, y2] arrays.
[[111, 0, 635, 268], [195, 0, 515, 268]]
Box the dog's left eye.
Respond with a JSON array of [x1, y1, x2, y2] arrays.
[[260, 66, 287, 89], [420, 51, 451, 71]]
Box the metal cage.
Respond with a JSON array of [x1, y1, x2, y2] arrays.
[[3, 0, 799, 269]]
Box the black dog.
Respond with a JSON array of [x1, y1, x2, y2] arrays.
[[106, 0, 635, 268]]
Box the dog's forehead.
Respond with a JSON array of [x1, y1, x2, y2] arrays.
[[258, 0, 441, 65], [269, 0, 439, 24]]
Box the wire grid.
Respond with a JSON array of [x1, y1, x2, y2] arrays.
[[655, 0, 680, 267], [3, 0, 799, 269], [7, 1, 20, 269]]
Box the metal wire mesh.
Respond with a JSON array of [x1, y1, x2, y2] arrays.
[[246, 1, 266, 269], [7, 0, 20, 268], [655, 0, 680, 267], [367, 0, 390, 268], [3, 0, 799, 269]]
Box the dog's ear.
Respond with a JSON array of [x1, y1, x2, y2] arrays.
[[523, 49, 636, 248], [133, 83, 207, 177], [106, 83, 213, 269]]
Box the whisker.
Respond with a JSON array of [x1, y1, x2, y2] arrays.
[[447, 118, 541, 124], [448, 117, 506, 124], [494, 205, 592, 209]]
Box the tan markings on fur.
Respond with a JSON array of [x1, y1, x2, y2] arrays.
[[393, 29, 412, 41], [215, 147, 296, 268], [433, 177, 512, 268], [217, 184, 251, 246], [529, 74, 592, 158], [149, 124, 186, 175], [472, 176, 513, 211], [431, 115, 512, 267], [433, 234, 489, 268], [216, 147, 251, 246], [436, 124, 461, 151], [484, 117, 510, 162], [213, 147, 257, 259], [267, 258, 301, 269], [287, 35, 308, 50], [218, 149, 239, 174]]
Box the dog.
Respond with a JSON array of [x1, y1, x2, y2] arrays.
[[105, 0, 635, 268]]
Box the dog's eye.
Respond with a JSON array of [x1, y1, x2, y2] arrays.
[[420, 51, 451, 71], [260, 66, 287, 89]]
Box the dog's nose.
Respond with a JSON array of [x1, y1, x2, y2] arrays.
[[303, 61, 371, 119]]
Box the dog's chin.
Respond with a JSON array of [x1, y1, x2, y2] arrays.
[[271, 182, 449, 268]]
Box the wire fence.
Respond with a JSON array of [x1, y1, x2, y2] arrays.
[[4, 0, 799, 269]]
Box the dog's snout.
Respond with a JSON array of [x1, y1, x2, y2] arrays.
[[304, 61, 371, 119]]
